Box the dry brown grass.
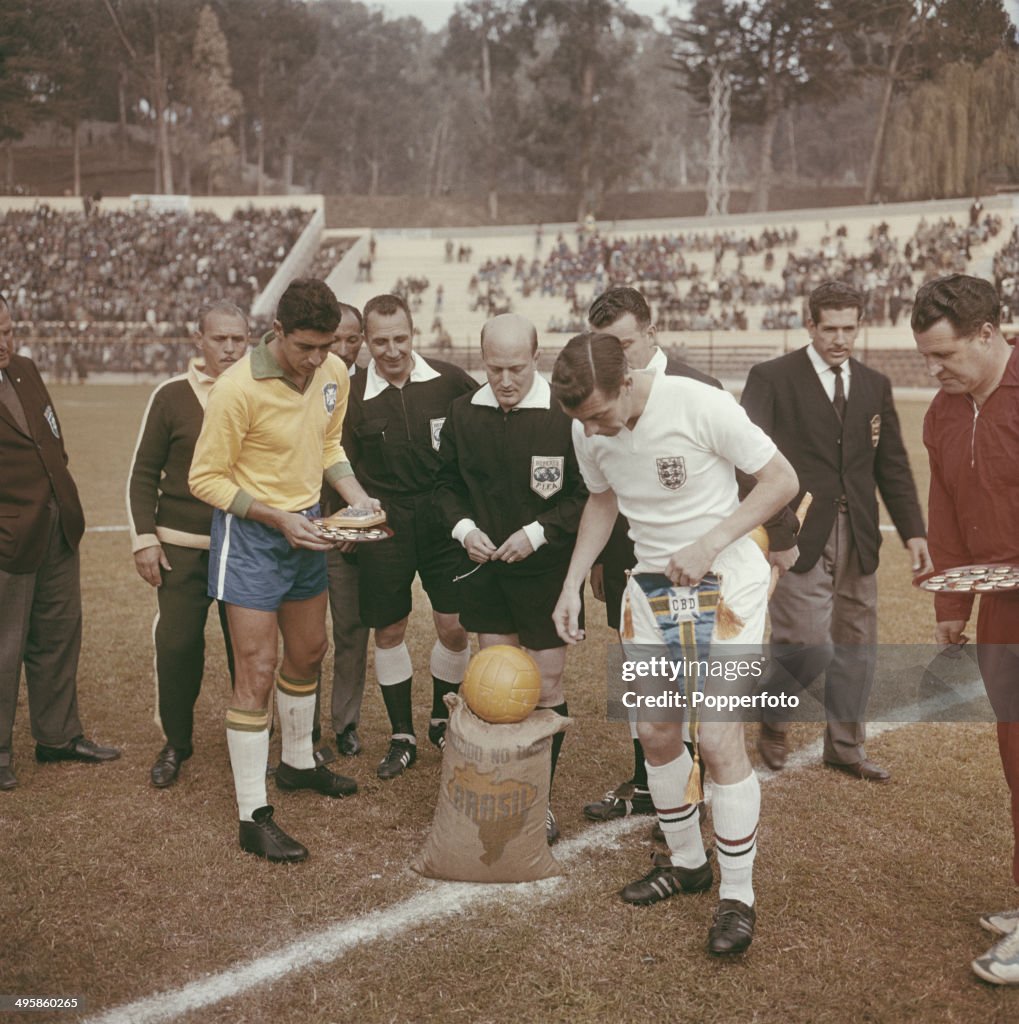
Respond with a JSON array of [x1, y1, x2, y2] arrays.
[[0, 386, 1015, 1024]]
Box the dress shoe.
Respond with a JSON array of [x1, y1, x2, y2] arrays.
[[35, 736, 121, 764], [275, 760, 358, 797], [238, 805, 308, 863], [336, 725, 361, 757], [708, 899, 756, 955], [824, 758, 891, 782], [757, 724, 788, 771], [150, 744, 190, 788], [0, 764, 16, 790]]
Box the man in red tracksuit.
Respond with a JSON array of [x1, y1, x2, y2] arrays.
[[913, 273, 1019, 985]]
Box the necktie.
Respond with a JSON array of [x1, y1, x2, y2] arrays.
[[831, 364, 846, 421]]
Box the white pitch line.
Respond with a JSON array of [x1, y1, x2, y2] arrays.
[[83, 679, 989, 1024]]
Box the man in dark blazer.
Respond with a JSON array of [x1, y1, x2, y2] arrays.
[[0, 294, 120, 790], [741, 280, 931, 780]]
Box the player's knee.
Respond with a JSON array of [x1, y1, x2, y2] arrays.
[[635, 721, 680, 762], [375, 619, 408, 649], [538, 677, 564, 707], [435, 616, 467, 651], [697, 722, 748, 774]]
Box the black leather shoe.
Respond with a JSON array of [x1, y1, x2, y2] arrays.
[[377, 738, 417, 780], [824, 758, 891, 782], [336, 725, 361, 757], [708, 899, 756, 955], [150, 744, 190, 788], [275, 761, 357, 797], [238, 805, 308, 863], [0, 764, 16, 790], [620, 851, 713, 905], [35, 736, 121, 764]]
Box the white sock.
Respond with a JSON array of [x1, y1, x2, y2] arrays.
[[712, 771, 760, 907], [376, 641, 413, 685], [645, 749, 706, 870], [276, 675, 317, 770], [226, 707, 269, 821], [429, 638, 470, 684]]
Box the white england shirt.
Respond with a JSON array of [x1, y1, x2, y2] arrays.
[[572, 373, 776, 574]]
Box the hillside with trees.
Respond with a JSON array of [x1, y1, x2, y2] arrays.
[[1, 0, 1016, 214]]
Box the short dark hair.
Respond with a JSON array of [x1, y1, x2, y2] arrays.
[[363, 293, 413, 335], [276, 279, 341, 335], [911, 274, 1000, 335], [588, 287, 651, 330], [807, 281, 864, 324], [195, 300, 248, 334], [338, 302, 364, 330], [551, 332, 628, 409]]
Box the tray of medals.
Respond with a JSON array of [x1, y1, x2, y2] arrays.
[[312, 507, 393, 544], [916, 563, 1019, 593]]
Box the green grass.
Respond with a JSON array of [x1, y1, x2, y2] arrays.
[[1, 386, 1015, 1024]]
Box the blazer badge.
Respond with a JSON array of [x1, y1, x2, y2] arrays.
[[43, 404, 60, 438], [870, 414, 881, 448]]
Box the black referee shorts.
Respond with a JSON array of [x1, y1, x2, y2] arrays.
[[458, 559, 581, 651], [356, 499, 469, 629]]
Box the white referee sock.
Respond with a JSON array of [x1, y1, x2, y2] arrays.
[[429, 638, 470, 684], [276, 673, 318, 770], [226, 707, 270, 822], [712, 771, 760, 907], [645, 749, 706, 870]]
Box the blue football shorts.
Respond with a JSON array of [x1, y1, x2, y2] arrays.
[[208, 506, 328, 611]]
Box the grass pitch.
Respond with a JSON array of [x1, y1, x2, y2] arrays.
[[0, 386, 1016, 1023]]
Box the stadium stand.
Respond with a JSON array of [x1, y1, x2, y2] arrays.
[[2, 194, 1014, 384]]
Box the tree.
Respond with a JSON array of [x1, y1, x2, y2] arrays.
[[102, 0, 199, 194], [182, 5, 241, 194], [0, 1, 41, 188], [443, 0, 530, 220], [673, 0, 846, 212], [882, 48, 1019, 199], [218, 0, 318, 194], [841, 0, 1014, 203], [522, 0, 649, 219]]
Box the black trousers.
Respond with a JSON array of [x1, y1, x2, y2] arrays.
[[154, 543, 234, 752]]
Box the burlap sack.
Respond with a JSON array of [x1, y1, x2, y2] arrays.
[[412, 695, 571, 883]]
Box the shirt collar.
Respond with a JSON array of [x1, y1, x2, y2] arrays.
[[363, 351, 439, 400], [805, 342, 851, 380], [191, 359, 216, 385], [250, 335, 287, 381], [471, 373, 551, 410], [187, 358, 217, 410], [646, 346, 668, 374]]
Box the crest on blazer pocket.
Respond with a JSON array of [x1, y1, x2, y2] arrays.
[[530, 456, 564, 498], [656, 456, 686, 490], [870, 414, 881, 447], [429, 417, 445, 451], [43, 404, 60, 438]]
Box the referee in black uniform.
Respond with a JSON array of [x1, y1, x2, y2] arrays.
[[342, 293, 478, 780], [434, 313, 586, 842]]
